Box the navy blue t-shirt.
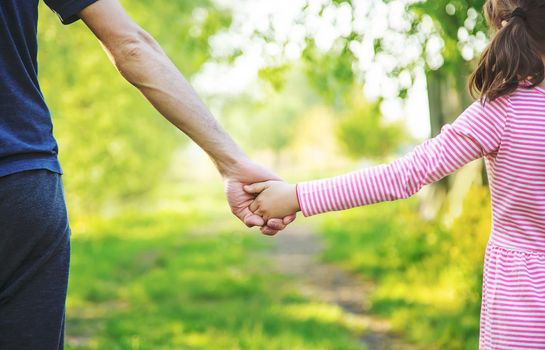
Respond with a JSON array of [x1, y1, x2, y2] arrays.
[[0, 0, 97, 178]]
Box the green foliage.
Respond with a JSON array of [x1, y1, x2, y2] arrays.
[[231, 0, 491, 100], [324, 0, 489, 85], [320, 186, 492, 349], [258, 65, 291, 91], [66, 211, 365, 350], [37, 1, 230, 215], [221, 67, 407, 161], [336, 92, 406, 159], [411, 0, 489, 97], [221, 68, 322, 155], [302, 40, 357, 106], [411, 0, 487, 68]]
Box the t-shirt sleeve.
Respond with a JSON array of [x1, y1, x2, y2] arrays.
[[296, 95, 511, 217], [44, 0, 99, 25]]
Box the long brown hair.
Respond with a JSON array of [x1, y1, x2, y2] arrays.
[[469, 0, 545, 102]]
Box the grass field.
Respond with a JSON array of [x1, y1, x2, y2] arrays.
[[318, 187, 492, 350], [65, 211, 366, 350], [62, 179, 491, 350]]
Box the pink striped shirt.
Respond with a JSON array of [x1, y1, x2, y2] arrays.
[[296, 85, 545, 349]]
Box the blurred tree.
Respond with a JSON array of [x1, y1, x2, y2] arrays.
[[206, 0, 490, 127], [220, 68, 321, 164], [304, 1, 488, 123], [38, 0, 231, 215], [410, 0, 490, 187], [216, 65, 406, 165], [336, 88, 406, 160], [301, 38, 358, 108]]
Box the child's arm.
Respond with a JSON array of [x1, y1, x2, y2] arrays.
[[244, 182, 300, 221], [294, 96, 510, 217]]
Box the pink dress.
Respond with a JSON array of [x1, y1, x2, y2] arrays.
[[296, 85, 545, 349]]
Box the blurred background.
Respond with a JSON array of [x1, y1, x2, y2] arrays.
[[38, 0, 491, 349]]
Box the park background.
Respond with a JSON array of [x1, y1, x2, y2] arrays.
[[38, 0, 493, 349]]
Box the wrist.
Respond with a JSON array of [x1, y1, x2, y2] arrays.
[[289, 184, 301, 213], [215, 151, 249, 178], [294, 183, 302, 213]]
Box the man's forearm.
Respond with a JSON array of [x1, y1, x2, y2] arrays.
[[113, 31, 246, 175], [82, 3, 245, 176]]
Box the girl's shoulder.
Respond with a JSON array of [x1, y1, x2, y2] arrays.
[[513, 81, 545, 99], [477, 82, 545, 111]]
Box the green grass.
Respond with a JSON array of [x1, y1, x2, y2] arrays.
[[318, 187, 492, 350], [66, 211, 365, 350]]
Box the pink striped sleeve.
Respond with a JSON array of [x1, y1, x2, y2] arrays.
[[297, 96, 510, 217]]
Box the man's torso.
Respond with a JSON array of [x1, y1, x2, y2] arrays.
[[0, 0, 62, 177]]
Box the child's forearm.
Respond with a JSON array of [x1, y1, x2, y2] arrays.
[[297, 135, 452, 216], [296, 163, 412, 216], [296, 150, 450, 216]]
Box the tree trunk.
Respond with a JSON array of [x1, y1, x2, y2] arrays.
[[422, 63, 483, 220]]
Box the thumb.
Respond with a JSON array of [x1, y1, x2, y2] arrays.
[[244, 182, 269, 194]]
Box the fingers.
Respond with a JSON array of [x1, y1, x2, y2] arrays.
[[263, 215, 296, 232], [260, 225, 279, 236], [243, 182, 269, 195], [242, 209, 265, 228], [266, 218, 286, 231], [261, 215, 295, 235], [249, 199, 260, 213], [283, 214, 296, 225]]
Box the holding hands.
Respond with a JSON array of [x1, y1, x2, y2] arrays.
[[244, 181, 300, 222], [222, 160, 297, 236]]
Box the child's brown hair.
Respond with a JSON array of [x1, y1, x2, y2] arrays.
[[470, 0, 545, 101]]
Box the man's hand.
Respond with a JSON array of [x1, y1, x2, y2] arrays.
[[223, 160, 296, 236]]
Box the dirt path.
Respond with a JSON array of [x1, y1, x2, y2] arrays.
[[271, 224, 420, 350]]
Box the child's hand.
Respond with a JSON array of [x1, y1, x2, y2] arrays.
[[244, 181, 300, 221]]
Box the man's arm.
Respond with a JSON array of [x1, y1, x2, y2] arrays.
[[80, 0, 242, 176], [78, 0, 294, 234]]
